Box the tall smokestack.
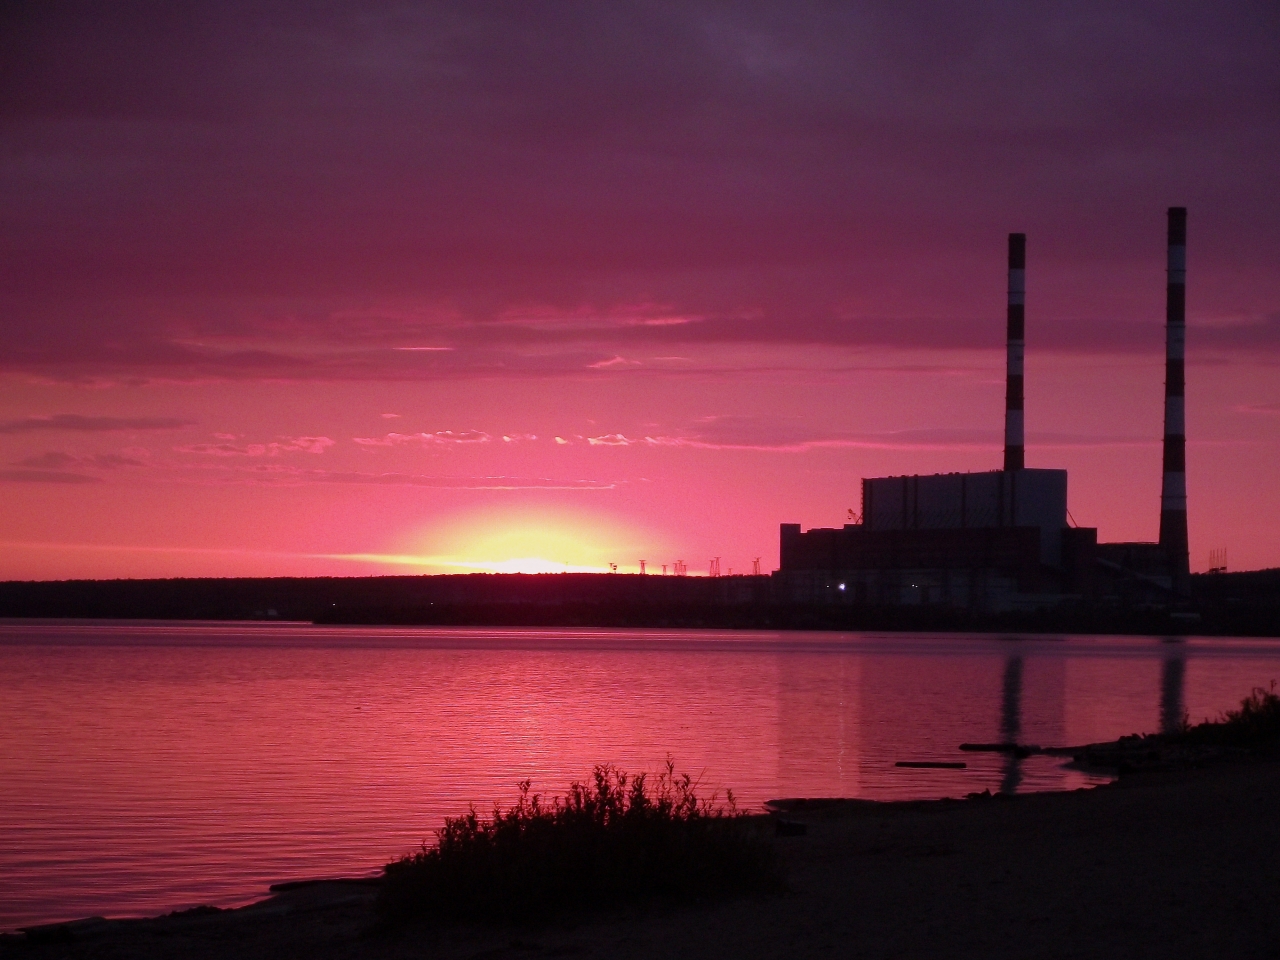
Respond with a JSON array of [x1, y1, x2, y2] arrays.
[[1160, 207, 1191, 596], [1004, 233, 1026, 471]]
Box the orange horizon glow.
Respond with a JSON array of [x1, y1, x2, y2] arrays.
[[350, 507, 674, 575], [2, 349, 1279, 580]]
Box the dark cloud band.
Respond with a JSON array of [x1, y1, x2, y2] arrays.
[[0, 415, 195, 433]]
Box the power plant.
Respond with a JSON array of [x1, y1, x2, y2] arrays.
[[11, 204, 1272, 632], [778, 209, 1193, 610]]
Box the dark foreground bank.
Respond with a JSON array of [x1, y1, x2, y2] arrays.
[[5, 756, 1279, 960], [2, 568, 1280, 634]]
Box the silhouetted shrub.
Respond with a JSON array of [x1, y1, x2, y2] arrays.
[[1181, 682, 1280, 747], [378, 761, 781, 924]]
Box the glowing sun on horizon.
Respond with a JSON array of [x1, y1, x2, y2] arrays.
[[361, 510, 656, 575]]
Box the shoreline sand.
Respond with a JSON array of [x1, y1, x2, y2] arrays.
[[4, 754, 1278, 959]]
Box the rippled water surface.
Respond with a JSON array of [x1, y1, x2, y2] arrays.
[[2, 621, 1279, 930]]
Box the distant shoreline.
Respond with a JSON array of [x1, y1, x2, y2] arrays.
[[2, 569, 1279, 636]]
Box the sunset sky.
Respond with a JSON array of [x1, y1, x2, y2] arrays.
[[2, 2, 1279, 579]]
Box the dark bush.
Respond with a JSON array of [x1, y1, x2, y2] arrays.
[[378, 761, 782, 924], [1180, 682, 1280, 747]]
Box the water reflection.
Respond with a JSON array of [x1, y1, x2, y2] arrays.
[[998, 655, 1024, 794], [3, 624, 1278, 932], [775, 643, 1079, 801], [1160, 642, 1187, 735], [777, 654, 860, 798]]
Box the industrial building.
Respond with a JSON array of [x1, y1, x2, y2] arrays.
[[778, 209, 1191, 610]]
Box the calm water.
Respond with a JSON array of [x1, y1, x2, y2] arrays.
[[2, 622, 1278, 931]]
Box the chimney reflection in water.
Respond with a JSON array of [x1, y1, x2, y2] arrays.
[[998, 655, 1024, 794], [1160, 644, 1188, 736]]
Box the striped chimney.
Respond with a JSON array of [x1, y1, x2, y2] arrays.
[[1003, 233, 1026, 471], [1159, 207, 1191, 596]]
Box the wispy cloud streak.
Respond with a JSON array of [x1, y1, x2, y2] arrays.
[[353, 431, 494, 447], [175, 437, 334, 456], [0, 415, 194, 434]]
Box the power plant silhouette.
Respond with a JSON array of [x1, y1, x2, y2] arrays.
[[778, 208, 1192, 610], [7, 208, 1252, 629]]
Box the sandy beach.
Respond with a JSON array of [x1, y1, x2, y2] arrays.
[[4, 755, 1278, 960]]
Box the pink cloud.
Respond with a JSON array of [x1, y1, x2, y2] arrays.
[[0, 469, 104, 484], [160, 465, 618, 490], [175, 436, 334, 456], [353, 430, 494, 447], [11, 452, 149, 470], [0, 415, 193, 434]]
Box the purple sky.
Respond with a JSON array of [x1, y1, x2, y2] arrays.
[[2, 2, 1279, 577], [5, 2, 1279, 377]]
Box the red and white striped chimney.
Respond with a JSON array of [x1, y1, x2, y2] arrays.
[[1159, 207, 1190, 596], [1003, 233, 1026, 472]]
